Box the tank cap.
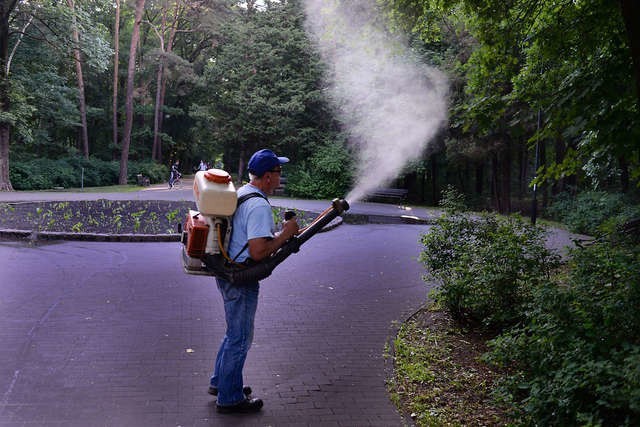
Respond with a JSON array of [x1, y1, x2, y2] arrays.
[[204, 169, 232, 184]]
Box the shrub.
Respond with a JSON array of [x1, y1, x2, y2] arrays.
[[286, 140, 353, 199], [420, 212, 560, 330], [130, 161, 169, 184], [485, 238, 640, 425], [10, 161, 54, 190], [546, 191, 628, 235], [9, 156, 167, 189], [439, 184, 468, 213]]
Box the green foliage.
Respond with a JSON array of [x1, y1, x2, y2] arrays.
[[546, 191, 632, 236], [9, 156, 120, 190], [420, 212, 560, 329], [438, 184, 468, 213], [129, 161, 169, 184], [381, 0, 640, 198], [485, 238, 640, 426], [285, 139, 354, 199], [192, 0, 334, 175]]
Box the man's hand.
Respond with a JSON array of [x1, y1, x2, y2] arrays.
[[280, 218, 299, 240]]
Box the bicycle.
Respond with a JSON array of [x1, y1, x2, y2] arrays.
[[168, 171, 183, 189]]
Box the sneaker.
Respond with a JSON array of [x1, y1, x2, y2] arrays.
[[216, 397, 263, 414], [208, 386, 252, 396]]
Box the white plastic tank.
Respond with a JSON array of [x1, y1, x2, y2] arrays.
[[193, 169, 237, 216]]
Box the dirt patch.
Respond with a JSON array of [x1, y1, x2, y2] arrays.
[[389, 306, 519, 426]]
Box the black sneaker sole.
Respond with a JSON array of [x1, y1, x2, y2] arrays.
[[216, 398, 263, 414], [208, 386, 252, 396]]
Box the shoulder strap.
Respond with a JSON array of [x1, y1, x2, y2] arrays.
[[236, 192, 267, 206], [232, 192, 269, 262]]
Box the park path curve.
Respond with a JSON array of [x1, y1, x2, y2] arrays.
[[0, 187, 433, 426]]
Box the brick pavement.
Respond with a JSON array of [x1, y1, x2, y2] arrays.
[[0, 222, 431, 427], [0, 188, 584, 426]]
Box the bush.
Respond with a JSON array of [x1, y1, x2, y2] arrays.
[[128, 161, 168, 184], [485, 238, 640, 425], [286, 140, 354, 199], [420, 211, 560, 330], [8, 156, 170, 189], [546, 191, 629, 235], [10, 161, 54, 190]]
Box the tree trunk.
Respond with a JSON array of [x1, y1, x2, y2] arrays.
[[518, 143, 528, 199], [620, 0, 640, 107], [67, 0, 89, 159], [156, 74, 168, 163], [151, 6, 167, 163], [112, 0, 120, 159], [152, 1, 182, 163], [119, 0, 146, 185], [0, 0, 17, 191], [430, 153, 438, 205], [475, 163, 483, 196], [500, 142, 512, 214], [152, 60, 164, 162], [491, 154, 499, 211], [237, 144, 246, 185], [539, 139, 548, 208], [619, 156, 630, 192]]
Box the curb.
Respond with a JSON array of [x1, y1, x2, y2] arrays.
[[0, 216, 346, 243]]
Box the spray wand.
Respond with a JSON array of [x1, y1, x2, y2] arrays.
[[221, 198, 349, 284]]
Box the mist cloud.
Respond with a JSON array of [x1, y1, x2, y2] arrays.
[[303, 0, 448, 203]]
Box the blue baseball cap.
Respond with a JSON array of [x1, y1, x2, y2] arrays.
[[248, 149, 289, 176]]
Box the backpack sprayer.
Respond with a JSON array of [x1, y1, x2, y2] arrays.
[[181, 169, 350, 284]]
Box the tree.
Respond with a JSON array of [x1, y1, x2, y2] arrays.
[[0, 0, 18, 191], [148, 0, 187, 163], [383, 0, 640, 210], [119, 0, 146, 185], [67, 0, 90, 159], [195, 0, 331, 181], [112, 0, 120, 156], [620, 0, 640, 108]]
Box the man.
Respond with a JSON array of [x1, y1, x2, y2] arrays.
[[209, 149, 299, 413], [168, 159, 181, 188]]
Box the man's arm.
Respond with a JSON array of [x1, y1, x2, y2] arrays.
[[248, 220, 299, 262]]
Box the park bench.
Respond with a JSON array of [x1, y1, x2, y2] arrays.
[[365, 188, 408, 204]]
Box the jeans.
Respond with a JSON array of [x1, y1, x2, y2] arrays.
[[210, 278, 259, 406]]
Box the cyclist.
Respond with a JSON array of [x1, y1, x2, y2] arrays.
[[169, 160, 181, 188]]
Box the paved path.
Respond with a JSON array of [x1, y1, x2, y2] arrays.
[[0, 227, 430, 427], [0, 183, 437, 426], [0, 185, 584, 426]]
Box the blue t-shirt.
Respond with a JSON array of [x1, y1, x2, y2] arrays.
[[228, 184, 275, 263]]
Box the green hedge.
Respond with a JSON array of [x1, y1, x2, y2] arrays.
[[546, 191, 638, 236], [285, 139, 354, 199], [485, 239, 640, 426], [420, 194, 640, 425], [9, 156, 169, 190]]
